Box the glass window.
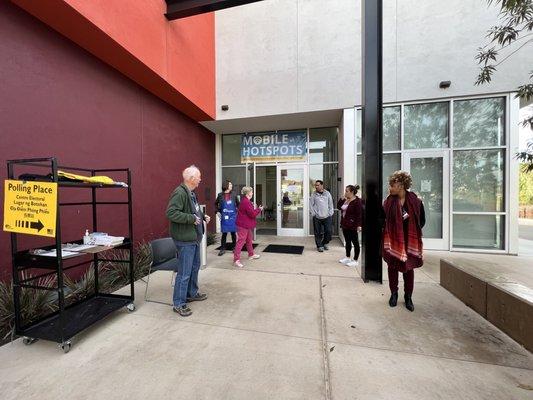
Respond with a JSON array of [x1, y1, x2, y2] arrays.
[[404, 102, 449, 149], [383, 153, 401, 199], [356, 155, 362, 191], [356, 108, 400, 152], [409, 156, 444, 239], [383, 107, 401, 151], [453, 150, 505, 212], [222, 134, 243, 165], [356, 154, 400, 200], [221, 167, 246, 197], [310, 127, 338, 162], [356, 109, 362, 153], [453, 215, 504, 250], [309, 163, 339, 235], [453, 97, 505, 148]]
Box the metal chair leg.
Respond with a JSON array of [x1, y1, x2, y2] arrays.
[[171, 271, 176, 287], [144, 265, 174, 307], [144, 264, 153, 301]]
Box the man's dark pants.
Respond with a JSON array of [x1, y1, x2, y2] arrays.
[[313, 216, 332, 248]]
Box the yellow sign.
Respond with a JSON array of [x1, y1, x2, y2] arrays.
[[3, 180, 58, 237]]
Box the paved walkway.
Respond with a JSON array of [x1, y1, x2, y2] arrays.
[[520, 218, 533, 257], [0, 236, 532, 399]]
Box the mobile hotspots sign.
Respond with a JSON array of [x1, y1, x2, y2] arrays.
[[241, 131, 307, 163]]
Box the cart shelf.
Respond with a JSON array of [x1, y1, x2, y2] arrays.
[[14, 239, 132, 270], [21, 295, 132, 343]]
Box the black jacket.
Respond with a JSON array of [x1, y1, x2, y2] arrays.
[[215, 192, 240, 212]]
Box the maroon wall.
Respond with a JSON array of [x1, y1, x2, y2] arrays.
[[0, 2, 216, 281]]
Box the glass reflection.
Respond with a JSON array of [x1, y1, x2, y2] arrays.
[[280, 168, 304, 229], [453, 150, 504, 212], [453, 97, 505, 148], [404, 102, 449, 149], [409, 157, 443, 239], [453, 215, 504, 250], [383, 107, 401, 151]]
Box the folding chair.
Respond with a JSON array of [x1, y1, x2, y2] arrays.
[[144, 237, 180, 306]]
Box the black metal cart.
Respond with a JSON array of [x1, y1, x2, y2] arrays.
[[7, 157, 135, 353]]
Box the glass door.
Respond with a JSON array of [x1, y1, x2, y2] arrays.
[[403, 151, 450, 250], [254, 164, 277, 235], [277, 165, 307, 236]]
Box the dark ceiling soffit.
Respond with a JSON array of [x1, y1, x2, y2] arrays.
[[165, 0, 263, 20]]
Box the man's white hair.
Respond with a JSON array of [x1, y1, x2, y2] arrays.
[[182, 165, 200, 181]]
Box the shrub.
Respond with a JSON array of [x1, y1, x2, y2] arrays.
[[207, 232, 217, 246]]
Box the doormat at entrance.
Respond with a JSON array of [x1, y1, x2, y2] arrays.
[[262, 244, 304, 255], [215, 243, 258, 251]]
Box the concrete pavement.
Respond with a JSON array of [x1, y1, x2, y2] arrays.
[[0, 236, 532, 399], [520, 218, 533, 257]]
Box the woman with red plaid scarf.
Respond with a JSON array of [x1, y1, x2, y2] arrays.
[[382, 171, 425, 312]]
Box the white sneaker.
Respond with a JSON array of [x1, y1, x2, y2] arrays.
[[339, 257, 351, 264], [249, 254, 260, 260], [234, 260, 244, 268], [346, 260, 358, 267]]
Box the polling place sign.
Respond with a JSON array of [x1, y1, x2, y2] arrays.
[[3, 180, 58, 237], [241, 131, 307, 163]]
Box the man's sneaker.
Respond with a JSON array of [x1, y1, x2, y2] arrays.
[[218, 250, 225, 256], [234, 260, 244, 268], [318, 247, 324, 252], [173, 305, 192, 317], [323, 245, 329, 250], [339, 257, 351, 264], [346, 260, 358, 267], [187, 293, 208, 302], [249, 254, 260, 260]]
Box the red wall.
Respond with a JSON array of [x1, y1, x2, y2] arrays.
[[0, 2, 216, 280], [9, 0, 216, 121]]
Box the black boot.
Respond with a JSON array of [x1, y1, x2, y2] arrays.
[[218, 249, 225, 256], [388, 292, 398, 307], [404, 294, 414, 312]]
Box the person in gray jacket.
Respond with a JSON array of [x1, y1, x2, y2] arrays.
[[310, 180, 334, 252]]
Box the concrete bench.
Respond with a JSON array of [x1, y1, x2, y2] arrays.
[[440, 259, 533, 352]]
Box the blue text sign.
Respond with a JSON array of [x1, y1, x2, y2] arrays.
[[241, 131, 307, 163]]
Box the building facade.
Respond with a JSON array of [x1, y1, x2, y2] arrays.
[[0, 0, 217, 280], [202, 0, 532, 254], [1, 0, 531, 283]]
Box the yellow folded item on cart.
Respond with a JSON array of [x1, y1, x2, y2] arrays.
[[58, 170, 115, 185]]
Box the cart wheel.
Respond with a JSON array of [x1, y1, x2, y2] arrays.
[[22, 337, 37, 345], [126, 303, 136, 312], [60, 341, 72, 354]]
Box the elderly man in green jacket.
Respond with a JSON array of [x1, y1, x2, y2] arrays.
[[166, 165, 211, 316]]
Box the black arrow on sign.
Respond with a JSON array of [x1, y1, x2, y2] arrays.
[[30, 220, 44, 232]]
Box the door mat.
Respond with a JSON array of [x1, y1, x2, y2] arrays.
[[215, 243, 258, 251], [262, 244, 304, 255]]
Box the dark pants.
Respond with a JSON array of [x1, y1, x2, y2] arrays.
[[313, 216, 332, 248], [342, 229, 360, 259], [387, 266, 414, 296], [221, 232, 236, 249]]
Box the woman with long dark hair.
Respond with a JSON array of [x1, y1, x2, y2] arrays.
[[215, 180, 239, 256], [337, 185, 362, 267], [382, 171, 425, 312]]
